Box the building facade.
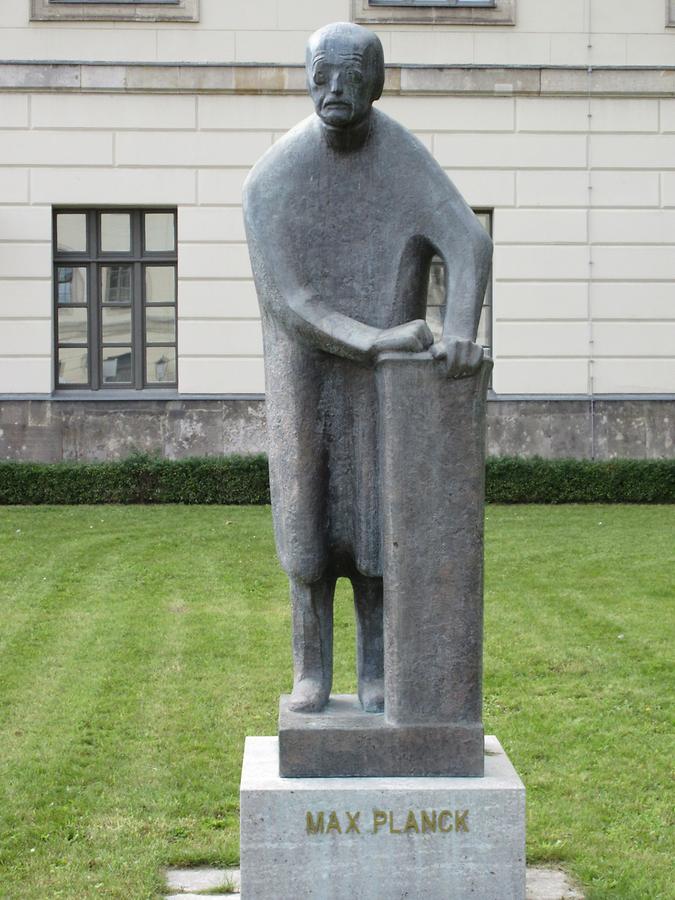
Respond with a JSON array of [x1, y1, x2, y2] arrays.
[[0, 0, 673, 460]]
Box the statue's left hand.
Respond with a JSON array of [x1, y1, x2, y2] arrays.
[[430, 337, 484, 379]]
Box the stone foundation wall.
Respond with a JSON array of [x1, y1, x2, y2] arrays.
[[0, 398, 672, 462]]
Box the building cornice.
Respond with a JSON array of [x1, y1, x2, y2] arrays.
[[0, 62, 674, 97]]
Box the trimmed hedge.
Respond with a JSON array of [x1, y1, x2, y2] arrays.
[[486, 456, 674, 504], [0, 454, 270, 506], [0, 453, 673, 505]]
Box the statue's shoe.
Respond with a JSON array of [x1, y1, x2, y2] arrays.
[[359, 677, 384, 713], [288, 677, 330, 713]]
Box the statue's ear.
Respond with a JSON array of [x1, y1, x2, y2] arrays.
[[368, 32, 385, 102]]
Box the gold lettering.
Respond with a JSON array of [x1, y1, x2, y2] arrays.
[[306, 811, 324, 835], [389, 811, 402, 834], [438, 810, 453, 833], [346, 811, 361, 834], [421, 810, 437, 834], [404, 810, 420, 834], [455, 810, 470, 833], [326, 810, 342, 834], [373, 809, 387, 834]]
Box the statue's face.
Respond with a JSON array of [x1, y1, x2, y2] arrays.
[[308, 40, 375, 129]]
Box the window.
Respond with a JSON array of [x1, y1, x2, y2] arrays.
[[425, 210, 492, 362], [353, 0, 515, 24], [31, 0, 199, 22], [54, 209, 177, 391], [668, 0, 675, 27], [371, 0, 494, 5]]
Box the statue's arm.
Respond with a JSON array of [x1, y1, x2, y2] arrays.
[[426, 191, 493, 377], [243, 176, 381, 362], [280, 288, 381, 363], [246, 218, 432, 363]]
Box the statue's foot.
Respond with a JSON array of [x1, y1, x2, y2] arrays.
[[359, 677, 384, 713], [289, 677, 330, 713]]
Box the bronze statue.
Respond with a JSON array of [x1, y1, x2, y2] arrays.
[[243, 22, 492, 719]]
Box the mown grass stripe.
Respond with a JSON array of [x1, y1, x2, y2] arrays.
[[0, 505, 672, 899]]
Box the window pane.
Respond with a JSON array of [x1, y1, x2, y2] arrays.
[[145, 213, 175, 252], [426, 257, 444, 340], [58, 307, 88, 344], [371, 0, 493, 5], [58, 348, 88, 385], [56, 213, 87, 253], [427, 257, 444, 310], [57, 266, 87, 305], [101, 213, 131, 252], [146, 307, 176, 343], [102, 307, 132, 344], [101, 265, 133, 304], [102, 347, 132, 384], [145, 265, 175, 303], [146, 347, 176, 385]]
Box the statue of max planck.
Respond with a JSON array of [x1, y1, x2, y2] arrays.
[[243, 22, 492, 716]]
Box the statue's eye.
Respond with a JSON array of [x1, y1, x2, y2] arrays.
[[347, 70, 363, 85], [314, 68, 326, 85]]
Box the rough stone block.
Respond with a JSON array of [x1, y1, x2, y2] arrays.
[[376, 356, 490, 761], [240, 735, 526, 900]]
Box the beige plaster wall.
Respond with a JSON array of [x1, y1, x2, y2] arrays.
[[1, 89, 674, 395], [0, 0, 673, 67]]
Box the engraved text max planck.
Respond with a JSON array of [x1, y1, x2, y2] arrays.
[[305, 809, 470, 836]]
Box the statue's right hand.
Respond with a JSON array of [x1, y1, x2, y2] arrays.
[[372, 319, 434, 356]]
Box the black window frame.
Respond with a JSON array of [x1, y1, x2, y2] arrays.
[[31, 0, 199, 23], [51, 0, 178, 4], [353, 0, 513, 24], [370, 1, 494, 6], [53, 207, 178, 392]]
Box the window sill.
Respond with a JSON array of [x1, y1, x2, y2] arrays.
[[352, 0, 515, 25], [52, 389, 180, 400], [45, 391, 265, 401], [30, 0, 199, 23]]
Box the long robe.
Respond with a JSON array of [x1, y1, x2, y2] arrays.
[[243, 108, 492, 583]]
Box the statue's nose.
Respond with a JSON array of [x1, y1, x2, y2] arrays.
[[329, 72, 344, 94]]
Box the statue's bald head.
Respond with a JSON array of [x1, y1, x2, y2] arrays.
[[306, 22, 385, 131]]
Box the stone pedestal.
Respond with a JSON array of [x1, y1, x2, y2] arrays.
[[279, 694, 483, 777], [240, 734, 526, 900]]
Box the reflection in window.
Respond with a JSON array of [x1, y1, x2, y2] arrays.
[[57, 267, 87, 305], [100, 213, 131, 253], [145, 213, 175, 252], [102, 266, 132, 305], [102, 348, 132, 384], [102, 307, 132, 344], [58, 307, 88, 344], [58, 348, 89, 385], [145, 266, 175, 303], [146, 347, 177, 385], [56, 213, 87, 253], [146, 306, 176, 343]]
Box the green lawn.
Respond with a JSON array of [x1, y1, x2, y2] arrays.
[[0, 505, 672, 899]]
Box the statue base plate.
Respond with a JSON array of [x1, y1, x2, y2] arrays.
[[278, 694, 484, 777], [240, 734, 525, 900]]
